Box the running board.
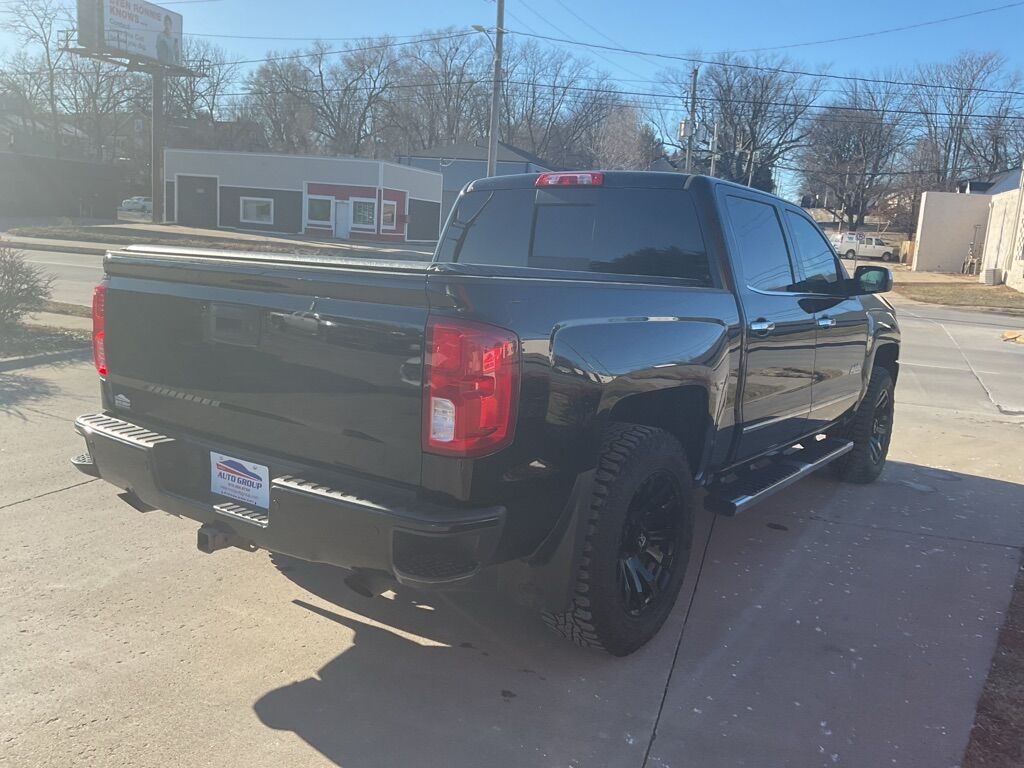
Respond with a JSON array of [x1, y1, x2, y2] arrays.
[[704, 437, 853, 516]]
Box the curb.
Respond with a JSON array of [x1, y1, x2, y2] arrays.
[[0, 346, 91, 372], [2, 239, 108, 257]]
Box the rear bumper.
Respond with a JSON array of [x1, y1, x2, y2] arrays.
[[73, 412, 505, 588]]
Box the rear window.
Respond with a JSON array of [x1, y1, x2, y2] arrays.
[[437, 186, 712, 284]]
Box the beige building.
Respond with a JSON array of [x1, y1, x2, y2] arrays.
[[978, 187, 1024, 292], [911, 191, 991, 272]]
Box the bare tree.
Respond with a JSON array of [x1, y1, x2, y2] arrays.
[[797, 77, 910, 229], [963, 69, 1024, 176], [165, 38, 240, 120], [380, 30, 489, 153], [242, 57, 318, 154], [500, 39, 617, 167], [591, 103, 660, 169], [286, 39, 397, 156], [0, 51, 51, 142], [697, 54, 825, 190], [1, 0, 71, 154], [910, 51, 1007, 189], [58, 55, 145, 160]]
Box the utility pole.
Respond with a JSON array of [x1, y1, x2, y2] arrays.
[[151, 71, 164, 223], [708, 121, 718, 177], [485, 0, 505, 178], [684, 67, 698, 172]]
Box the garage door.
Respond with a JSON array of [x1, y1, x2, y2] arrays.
[[177, 175, 218, 228]]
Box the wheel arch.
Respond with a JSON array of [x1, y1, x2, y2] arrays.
[[871, 341, 900, 384], [606, 385, 712, 480]]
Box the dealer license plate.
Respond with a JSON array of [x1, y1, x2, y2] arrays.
[[210, 452, 270, 509]]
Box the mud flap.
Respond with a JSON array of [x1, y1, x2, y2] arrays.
[[496, 469, 596, 613]]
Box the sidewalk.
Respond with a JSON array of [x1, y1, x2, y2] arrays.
[[25, 311, 92, 332]]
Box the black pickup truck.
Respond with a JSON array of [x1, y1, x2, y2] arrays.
[[72, 172, 899, 655]]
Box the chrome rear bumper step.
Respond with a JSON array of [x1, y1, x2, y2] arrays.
[[704, 437, 853, 516]]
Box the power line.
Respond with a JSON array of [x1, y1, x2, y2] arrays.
[[186, 28, 472, 42], [506, 28, 1024, 99], [703, 1, 1024, 55], [516, 0, 651, 81]]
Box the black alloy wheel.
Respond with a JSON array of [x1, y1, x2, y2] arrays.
[[543, 423, 695, 656], [868, 386, 892, 466], [830, 365, 895, 484], [617, 470, 683, 617]]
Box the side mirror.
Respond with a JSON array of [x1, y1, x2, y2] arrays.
[[851, 265, 893, 295]]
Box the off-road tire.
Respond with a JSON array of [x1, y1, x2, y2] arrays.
[[830, 366, 895, 484], [543, 423, 695, 656]]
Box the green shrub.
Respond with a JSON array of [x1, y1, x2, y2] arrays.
[[0, 247, 54, 326]]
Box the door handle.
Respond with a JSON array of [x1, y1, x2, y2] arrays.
[[750, 319, 775, 335], [817, 316, 836, 329]]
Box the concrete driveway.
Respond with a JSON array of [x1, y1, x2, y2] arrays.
[[2, 301, 1022, 767]]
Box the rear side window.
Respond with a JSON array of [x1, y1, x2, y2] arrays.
[[437, 187, 711, 284], [724, 195, 794, 292]]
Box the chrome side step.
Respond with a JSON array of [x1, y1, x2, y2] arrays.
[[704, 437, 853, 516]]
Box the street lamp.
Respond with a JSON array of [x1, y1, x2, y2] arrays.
[[473, 3, 504, 177]]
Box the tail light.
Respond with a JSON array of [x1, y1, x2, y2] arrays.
[[423, 317, 520, 457], [535, 172, 604, 187], [92, 283, 107, 377]]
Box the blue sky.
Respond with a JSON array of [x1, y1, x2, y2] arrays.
[[3, 0, 1024, 80], [140, 0, 1024, 75], [3, 0, 1023, 197]]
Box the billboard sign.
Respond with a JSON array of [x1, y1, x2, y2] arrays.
[[77, 0, 183, 68]]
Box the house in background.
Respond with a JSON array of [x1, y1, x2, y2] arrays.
[[396, 140, 557, 218], [164, 149, 443, 243], [955, 169, 1022, 195]]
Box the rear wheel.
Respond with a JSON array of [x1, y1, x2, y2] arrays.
[[845, 249, 857, 259], [830, 366, 895, 484], [543, 423, 694, 656]]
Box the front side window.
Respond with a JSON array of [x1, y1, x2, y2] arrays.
[[352, 199, 376, 228], [306, 196, 332, 225], [785, 211, 841, 292], [724, 195, 794, 292], [240, 197, 273, 225]]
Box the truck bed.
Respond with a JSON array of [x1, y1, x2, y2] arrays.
[[102, 246, 432, 487]]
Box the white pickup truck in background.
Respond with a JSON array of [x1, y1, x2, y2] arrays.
[[831, 233, 898, 262]]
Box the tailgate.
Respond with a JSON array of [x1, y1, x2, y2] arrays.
[[102, 249, 430, 486]]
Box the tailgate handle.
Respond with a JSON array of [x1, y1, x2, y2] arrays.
[[204, 303, 261, 347]]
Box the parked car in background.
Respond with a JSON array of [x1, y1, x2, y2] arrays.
[[120, 196, 153, 213], [831, 232, 897, 262]]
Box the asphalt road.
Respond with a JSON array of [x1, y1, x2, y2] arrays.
[[20, 248, 105, 307], [2, 300, 1023, 767]]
